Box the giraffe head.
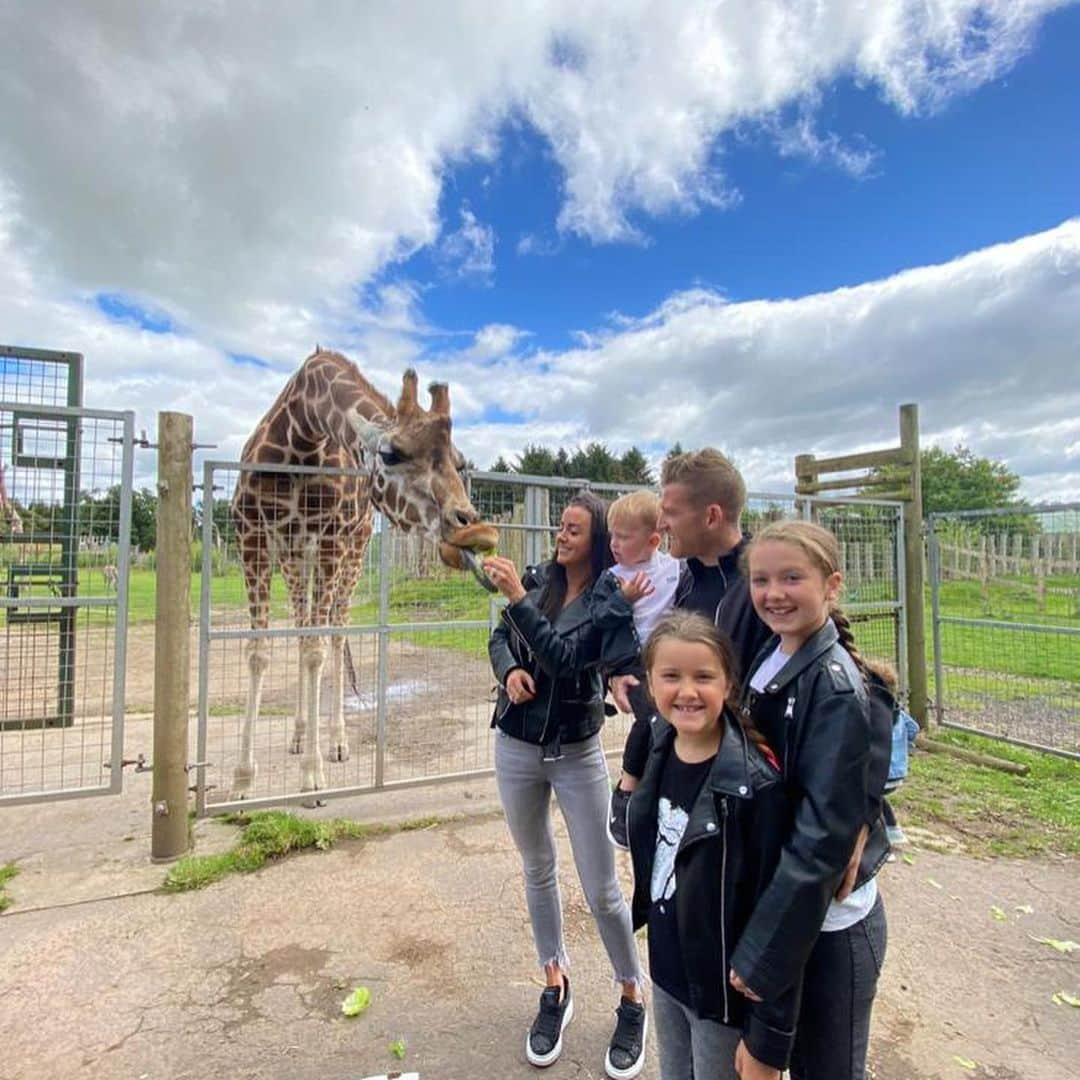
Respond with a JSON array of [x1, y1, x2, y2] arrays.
[[357, 369, 497, 566]]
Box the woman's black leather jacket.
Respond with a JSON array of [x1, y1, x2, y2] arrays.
[[728, 619, 892, 1002], [488, 583, 608, 756]]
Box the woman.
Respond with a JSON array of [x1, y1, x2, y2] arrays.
[[485, 491, 647, 1080]]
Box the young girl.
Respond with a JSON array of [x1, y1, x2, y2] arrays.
[[626, 610, 798, 1080], [485, 492, 648, 1079], [728, 521, 891, 1080]]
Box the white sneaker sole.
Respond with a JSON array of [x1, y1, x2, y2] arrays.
[[525, 996, 574, 1068], [604, 1007, 648, 1079]]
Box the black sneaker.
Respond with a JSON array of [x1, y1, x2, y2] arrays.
[[605, 996, 647, 1079], [607, 784, 631, 851], [526, 974, 574, 1068]]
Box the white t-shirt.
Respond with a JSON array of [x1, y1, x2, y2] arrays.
[[609, 550, 681, 645], [749, 644, 879, 933]]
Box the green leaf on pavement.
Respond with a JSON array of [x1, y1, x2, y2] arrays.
[[952, 1055, 977, 1070], [1031, 937, 1078, 954], [390, 1038, 407, 1059], [990, 905, 1007, 921], [341, 986, 372, 1017]]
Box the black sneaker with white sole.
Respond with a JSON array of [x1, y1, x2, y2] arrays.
[[607, 784, 632, 850], [605, 996, 647, 1079], [526, 975, 574, 1068]]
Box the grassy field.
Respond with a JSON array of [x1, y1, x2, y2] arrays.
[[892, 729, 1080, 857]]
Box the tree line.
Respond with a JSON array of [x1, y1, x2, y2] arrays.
[[2, 443, 1031, 553]]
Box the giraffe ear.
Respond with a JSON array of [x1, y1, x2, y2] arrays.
[[428, 382, 450, 416], [397, 369, 419, 418]]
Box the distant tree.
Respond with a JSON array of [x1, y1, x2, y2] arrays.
[[567, 442, 623, 483], [488, 455, 513, 473], [917, 445, 1022, 516], [619, 446, 654, 486], [515, 444, 558, 476], [665, 441, 685, 462]]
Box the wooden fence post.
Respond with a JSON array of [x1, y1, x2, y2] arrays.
[[151, 412, 193, 863]]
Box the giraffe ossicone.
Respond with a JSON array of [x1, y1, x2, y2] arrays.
[[231, 348, 498, 799]]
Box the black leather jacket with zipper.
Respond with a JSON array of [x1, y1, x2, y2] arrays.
[[728, 620, 892, 1003], [627, 715, 801, 1070], [488, 585, 610, 753]]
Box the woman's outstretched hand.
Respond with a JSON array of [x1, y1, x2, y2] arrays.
[[734, 1039, 781, 1080], [483, 556, 527, 603]]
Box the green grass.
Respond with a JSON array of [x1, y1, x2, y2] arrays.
[[162, 810, 448, 892], [892, 730, 1080, 857], [0, 862, 19, 912]]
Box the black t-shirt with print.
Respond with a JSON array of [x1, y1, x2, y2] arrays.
[[647, 749, 715, 1005]]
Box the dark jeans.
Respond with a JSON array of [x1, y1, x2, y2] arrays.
[[790, 895, 887, 1080], [620, 681, 656, 780]]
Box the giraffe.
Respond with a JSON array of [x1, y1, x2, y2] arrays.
[[0, 463, 24, 536], [231, 348, 497, 798]]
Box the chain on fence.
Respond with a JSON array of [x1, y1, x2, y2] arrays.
[[1, 353, 133, 803], [929, 504, 1080, 757]]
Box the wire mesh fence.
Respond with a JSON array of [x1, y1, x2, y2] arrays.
[[0, 398, 133, 805], [928, 504, 1080, 758], [806, 499, 907, 689], [196, 466, 906, 813]]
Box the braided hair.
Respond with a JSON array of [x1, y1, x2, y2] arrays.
[[642, 610, 774, 758], [743, 520, 896, 686]]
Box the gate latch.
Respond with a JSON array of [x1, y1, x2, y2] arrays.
[[104, 752, 151, 773]]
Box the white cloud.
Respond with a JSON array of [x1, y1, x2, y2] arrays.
[[438, 207, 496, 281], [0, 4, 1075, 500], [1, 1, 1069, 351], [460, 220, 1080, 500]]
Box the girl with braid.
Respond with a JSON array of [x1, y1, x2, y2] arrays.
[[728, 521, 891, 1080], [626, 611, 801, 1080]]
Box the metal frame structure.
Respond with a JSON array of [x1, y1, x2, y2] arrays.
[[927, 503, 1080, 760], [0, 402, 134, 805], [195, 464, 906, 816]]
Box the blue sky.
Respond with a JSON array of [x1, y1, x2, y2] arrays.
[[0, 1, 1078, 497], [409, 4, 1080, 353]]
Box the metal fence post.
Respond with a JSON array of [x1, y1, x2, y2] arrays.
[[151, 412, 193, 862], [900, 404, 929, 725], [195, 460, 215, 817], [927, 515, 943, 731], [374, 514, 391, 788]]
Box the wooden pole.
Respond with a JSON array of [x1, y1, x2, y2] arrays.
[[900, 404, 929, 728], [151, 412, 193, 862]]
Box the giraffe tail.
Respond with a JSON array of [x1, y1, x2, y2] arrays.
[[343, 638, 360, 699]]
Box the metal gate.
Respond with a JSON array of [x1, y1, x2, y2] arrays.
[[195, 465, 906, 814], [928, 503, 1080, 758], [0, 345, 134, 806]]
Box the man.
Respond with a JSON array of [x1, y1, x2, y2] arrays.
[[605, 448, 772, 847]]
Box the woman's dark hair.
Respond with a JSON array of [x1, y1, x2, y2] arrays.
[[538, 490, 613, 620]]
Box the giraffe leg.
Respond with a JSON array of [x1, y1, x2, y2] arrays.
[[233, 638, 270, 797], [233, 528, 272, 799], [326, 538, 366, 764], [299, 635, 328, 793], [279, 560, 310, 756], [326, 632, 350, 762], [289, 646, 308, 755]]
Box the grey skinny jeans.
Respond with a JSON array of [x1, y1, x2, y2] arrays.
[[652, 983, 741, 1080], [495, 729, 643, 985]]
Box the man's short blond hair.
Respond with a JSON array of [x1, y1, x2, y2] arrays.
[[607, 489, 661, 532], [661, 448, 746, 522]]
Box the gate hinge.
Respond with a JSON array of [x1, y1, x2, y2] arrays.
[[104, 752, 151, 773], [185, 760, 212, 773]]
